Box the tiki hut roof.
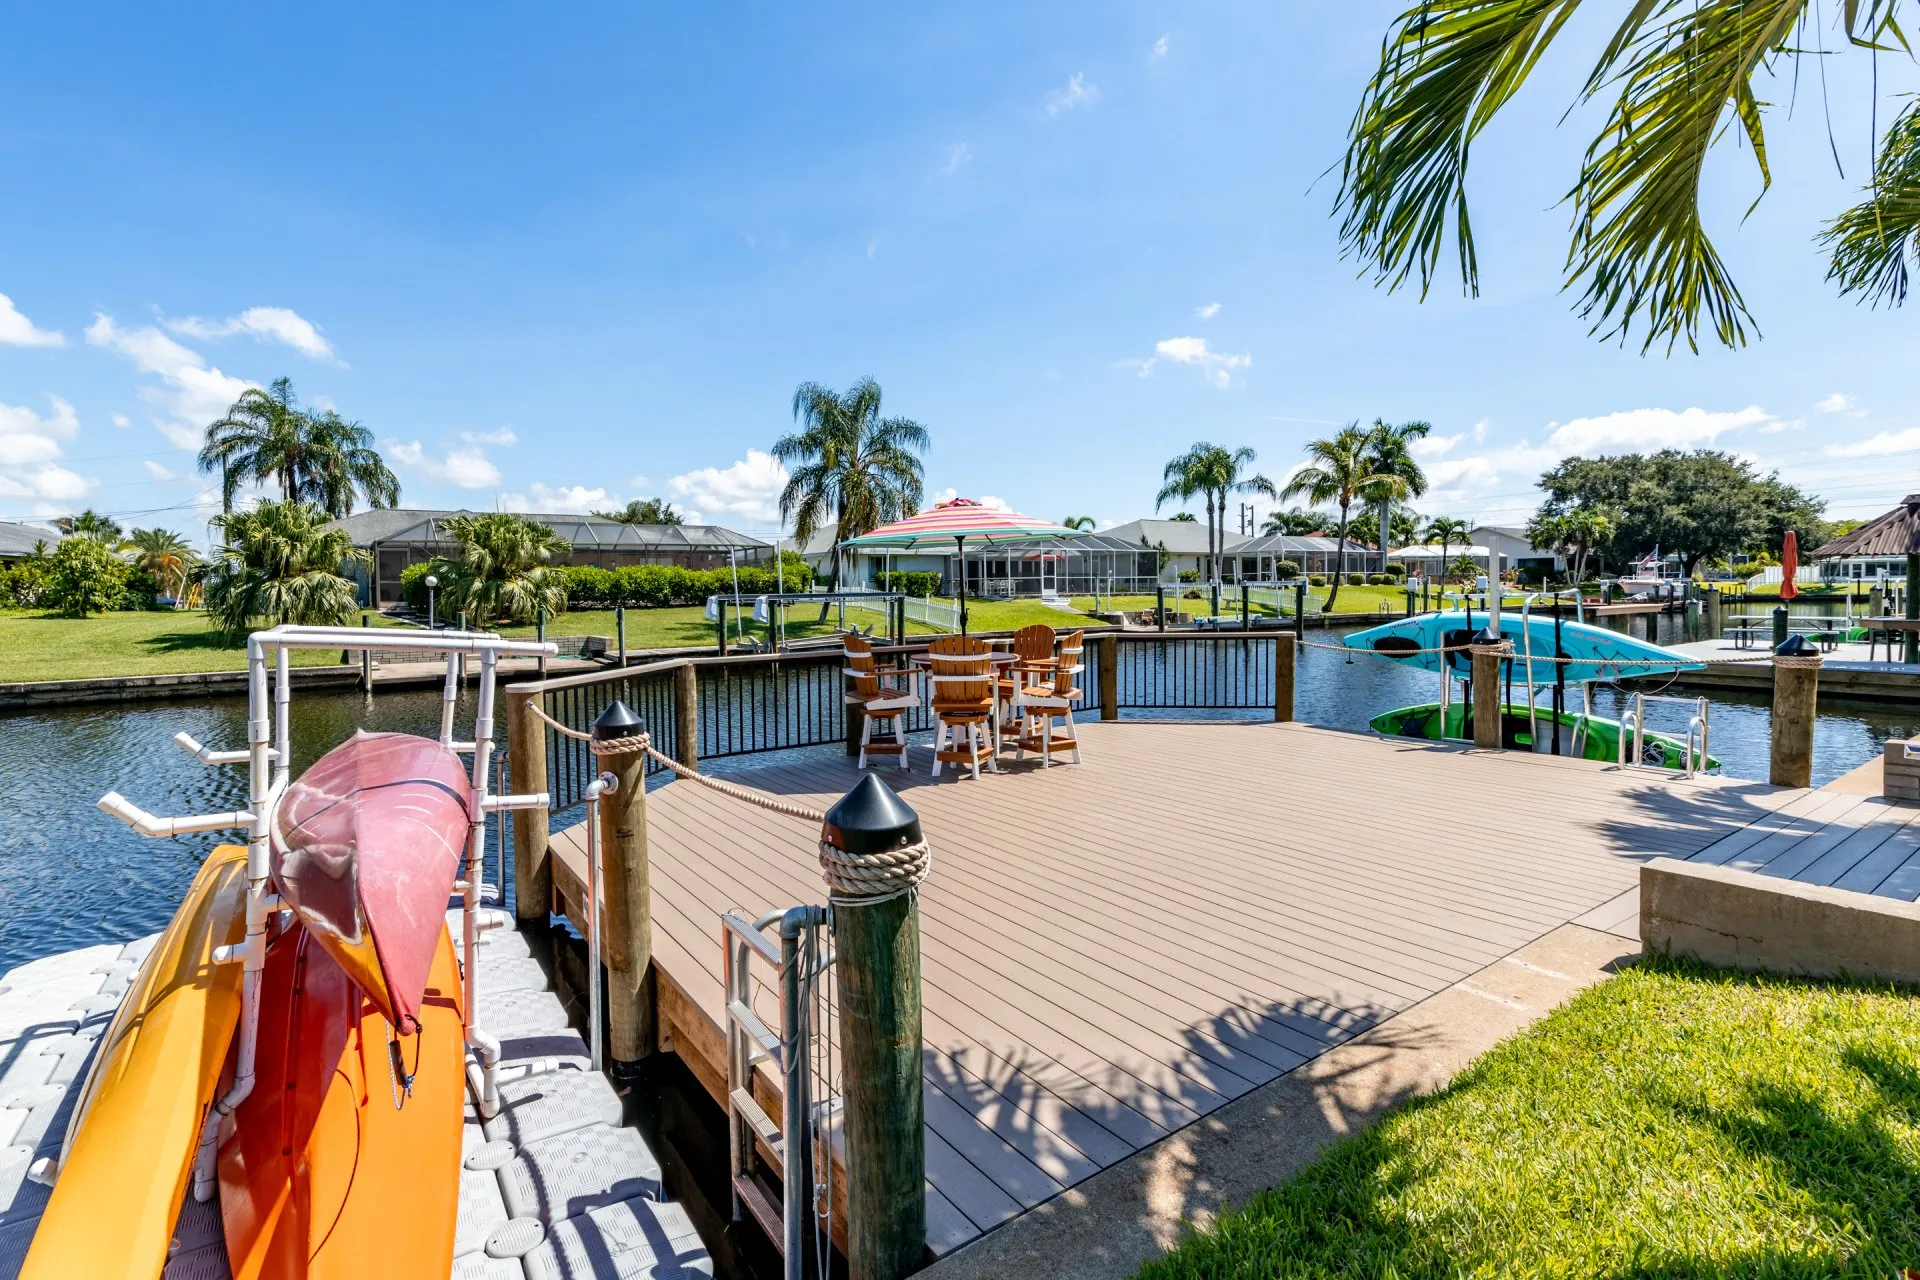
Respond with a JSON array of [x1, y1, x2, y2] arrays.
[[1812, 494, 1920, 558]]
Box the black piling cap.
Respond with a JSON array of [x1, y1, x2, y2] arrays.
[[821, 774, 922, 855], [592, 698, 645, 741], [1475, 626, 1504, 646], [1775, 633, 1817, 658]]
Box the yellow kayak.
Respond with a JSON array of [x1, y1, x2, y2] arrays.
[[21, 844, 249, 1280]]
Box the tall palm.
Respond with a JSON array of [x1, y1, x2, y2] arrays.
[[124, 526, 198, 598], [1282, 425, 1400, 612], [1062, 515, 1096, 531], [199, 378, 398, 516], [1262, 507, 1329, 537], [1425, 517, 1471, 586], [774, 378, 929, 595], [594, 498, 684, 526], [1361, 419, 1431, 570], [199, 501, 367, 636], [1338, 1, 1915, 353], [56, 509, 123, 542], [1156, 443, 1275, 585], [429, 513, 570, 628]]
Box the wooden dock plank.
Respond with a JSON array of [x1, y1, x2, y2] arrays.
[[566, 720, 1793, 1257]]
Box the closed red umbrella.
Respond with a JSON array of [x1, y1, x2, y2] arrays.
[[1780, 530, 1799, 601]]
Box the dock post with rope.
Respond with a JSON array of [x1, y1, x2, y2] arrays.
[[1274, 632, 1295, 723], [822, 776, 929, 1280], [593, 699, 657, 1070], [1471, 640, 1508, 749]]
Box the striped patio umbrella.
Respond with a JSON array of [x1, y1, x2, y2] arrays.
[[842, 499, 1084, 632]]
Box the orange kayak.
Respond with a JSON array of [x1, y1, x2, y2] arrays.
[[218, 920, 465, 1280]]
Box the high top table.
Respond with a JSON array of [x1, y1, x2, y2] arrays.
[[1862, 617, 1920, 662]]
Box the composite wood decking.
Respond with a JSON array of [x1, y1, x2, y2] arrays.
[[550, 720, 1807, 1256]]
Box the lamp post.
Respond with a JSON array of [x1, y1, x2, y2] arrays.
[[425, 574, 439, 629]]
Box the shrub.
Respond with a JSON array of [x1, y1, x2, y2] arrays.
[[875, 571, 942, 598], [1344, 573, 1364, 585], [122, 567, 164, 611], [1730, 561, 1768, 580], [1384, 561, 1407, 577], [45, 537, 128, 617], [400, 562, 434, 609], [566, 566, 617, 608], [1178, 569, 1200, 583], [1308, 574, 1327, 587], [0, 559, 51, 608], [1365, 572, 1388, 585], [1274, 559, 1302, 579]]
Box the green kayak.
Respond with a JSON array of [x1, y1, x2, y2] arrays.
[[1371, 702, 1718, 771]]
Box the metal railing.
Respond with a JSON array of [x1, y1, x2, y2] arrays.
[[1617, 691, 1713, 778], [1110, 633, 1275, 711], [542, 661, 683, 810]]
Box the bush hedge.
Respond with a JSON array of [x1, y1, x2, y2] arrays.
[[875, 571, 942, 598], [1308, 574, 1327, 587], [1274, 559, 1302, 579], [400, 556, 820, 613], [0, 550, 161, 612]]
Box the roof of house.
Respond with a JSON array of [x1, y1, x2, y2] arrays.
[[1100, 519, 1215, 555], [1471, 524, 1532, 540], [1223, 533, 1357, 556], [0, 520, 63, 559], [1387, 543, 1494, 559], [329, 508, 769, 552], [1813, 495, 1920, 559]]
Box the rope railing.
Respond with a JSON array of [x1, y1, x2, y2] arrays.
[[1292, 636, 1789, 666]]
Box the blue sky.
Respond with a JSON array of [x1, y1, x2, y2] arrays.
[[1, 2, 1915, 544]]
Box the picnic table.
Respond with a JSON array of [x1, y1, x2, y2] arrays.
[[1860, 617, 1920, 662]]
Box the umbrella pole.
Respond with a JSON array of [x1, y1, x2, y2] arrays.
[[958, 535, 968, 635]]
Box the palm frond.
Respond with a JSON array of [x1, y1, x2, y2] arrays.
[[1566, 0, 1804, 353], [1338, 0, 1587, 299], [1822, 99, 1920, 305]]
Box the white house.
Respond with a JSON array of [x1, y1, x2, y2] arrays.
[[1470, 524, 1564, 578]]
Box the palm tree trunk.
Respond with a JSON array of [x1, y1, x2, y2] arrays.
[[1327, 506, 1350, 612]]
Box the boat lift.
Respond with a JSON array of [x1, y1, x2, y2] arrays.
[[86, 624, 560, 1198]]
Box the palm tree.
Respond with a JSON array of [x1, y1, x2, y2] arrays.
[[1338, 2, 1915, 353], [594, 498, 684, 526], [1425, 516, 1471, 586], [429, 513, 570, 628], [1062, 515, 1096, 531], [56, 510, 123, 542], [1262, 507, 1329, 536], [123, 527, 198, 599], [1361, 419, 1431, 571], [774, 378, 928, 596], [198, 378, 399, 516], [1531, 509, 1614, 587], [1282, 425, 1400, 612], [1155, 443, 1275, 585], [199, 501, 367, 636]]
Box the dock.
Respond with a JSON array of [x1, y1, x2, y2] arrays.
[[1638, 635, 1920, 702], [549, 719, 1818, 1258]]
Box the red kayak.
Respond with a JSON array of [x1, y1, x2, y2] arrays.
[[269, 731, 472, 1031]]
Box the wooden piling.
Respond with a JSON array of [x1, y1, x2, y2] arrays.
[[823, 780, 927, 1280], [1273, 632, 1295, 723], [1770, 653, 1822, 788], [1705, 585, 1722, 639], [598, 738, 654, 1066], [360, 613, 373, 691], [505, 687, 551, 922], [674, 662, 699, 768], [1907, 553, 1919, 663], [1098, 634, 1119, 721], [1471, 643, 1506, 749], [616, 606, 627, 666]]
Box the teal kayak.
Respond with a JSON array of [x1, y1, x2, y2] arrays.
[[1343, 610, 1703, 685], [1370, 701, 1717, 770]]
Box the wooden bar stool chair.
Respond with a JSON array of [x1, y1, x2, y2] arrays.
[[997, 623, 1056, 741], [842, 634, 920, 770], [927, 636, 998, 780], [1010, 629, 1085, 767]]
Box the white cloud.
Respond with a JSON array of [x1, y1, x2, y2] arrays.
[[462, 427, 518, 447], [0, 394, 90, 504], [501, 482, 616, 513], [1541, 404, 1774, 454], [142, 459, 180, 481], [389, 439, 502, 489], [943, 143, 972, 174], [667, 450, 789, 526], [111, 413, 130, 428], [86, 313, 255, 449], [1044, 72, 1099, 116], [1195, 302, 1220, 320], [1410, 433, 1461, 459], [1817, 392, 1855, 414], [627, 473, 651, 489], [1151, 336, 1252, 388], [165, 306, 336, 361], [1151, 34, 1170, 59], [1826, 428, 1920, 459], [0, 293, 64, 348]]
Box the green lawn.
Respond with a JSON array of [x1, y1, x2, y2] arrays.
[[0, 608, 393, 682], [1138, 955, 1920, 1279]]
